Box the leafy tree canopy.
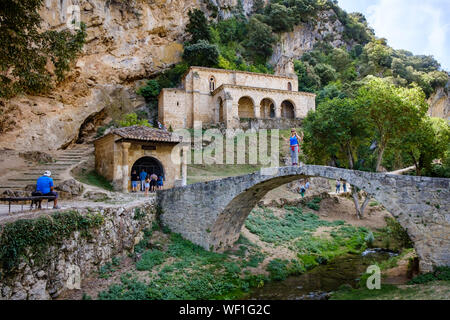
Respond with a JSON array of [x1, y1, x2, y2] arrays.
[[182, 40, 219, 67], [186, 9, 211, 44]]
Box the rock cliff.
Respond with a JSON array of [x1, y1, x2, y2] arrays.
[[428, 86, 450, 121], [0, 0, 266, 151], [270, 10, 346, 67]]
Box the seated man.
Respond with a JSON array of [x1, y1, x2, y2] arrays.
[[36, 170, 60, 209]]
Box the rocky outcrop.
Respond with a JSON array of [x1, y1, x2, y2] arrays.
[[55, 179, 85, 199], [0, 0, 197, 151], [19, 151, 54, 164], [428, 86, 450, 121], [270, 10, 347, 67], [0, 201, 156, 300]]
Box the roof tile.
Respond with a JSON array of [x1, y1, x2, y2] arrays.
[[112, 126, 181, 143]]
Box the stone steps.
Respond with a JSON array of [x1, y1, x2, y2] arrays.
[[0, 146, 93, 193], [7, 178, 62, 182]]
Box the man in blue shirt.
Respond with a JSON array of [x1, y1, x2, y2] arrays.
[[139, 169, 147, 192], [36, 170, 60, 209]]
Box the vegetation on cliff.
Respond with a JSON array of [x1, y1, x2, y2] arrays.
[[0, 211, 104, 275], [0, 0, 86, 99]]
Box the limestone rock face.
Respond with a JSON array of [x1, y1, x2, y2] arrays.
[[270, 10, 347, 67], [0, 0, 199, 151], [428, 86, 450, 121]]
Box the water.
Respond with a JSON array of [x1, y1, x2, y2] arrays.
[[245, 249, 397, 300]]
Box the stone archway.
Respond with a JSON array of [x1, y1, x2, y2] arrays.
[[158, 166, 450, 272], [260, 98, 276, 119], [281, 100, 295, 119], [131, 156, 165, 178], [238, 96, 255, 119]]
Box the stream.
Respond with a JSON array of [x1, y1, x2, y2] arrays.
[[245, 249, 398, 300]]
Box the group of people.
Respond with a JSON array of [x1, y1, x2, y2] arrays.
[[335, 178, 347, 193], [131, 169, 164, 195]]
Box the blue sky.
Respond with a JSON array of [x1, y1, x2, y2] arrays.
[[338, 0, 450, 71]]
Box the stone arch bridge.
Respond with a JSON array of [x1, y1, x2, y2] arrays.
[[157, 166, 450, 272]]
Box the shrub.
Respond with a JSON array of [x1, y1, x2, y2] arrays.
[[408, 266, 450, 284], [266, 259, 289, 281], [182, 40, 219, 67], [118, 113, 152, 128], [136, 249, 167, 271], [137, 80, 160, 101]]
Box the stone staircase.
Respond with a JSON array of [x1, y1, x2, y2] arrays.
[[0, 146, 93, 193]]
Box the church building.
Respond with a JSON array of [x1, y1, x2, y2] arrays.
[[158, 65, 316, 129]]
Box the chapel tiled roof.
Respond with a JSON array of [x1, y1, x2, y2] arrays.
[[112, 126, 181, 143]]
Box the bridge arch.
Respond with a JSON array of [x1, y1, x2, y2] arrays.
[[157, 166, 450, 272]]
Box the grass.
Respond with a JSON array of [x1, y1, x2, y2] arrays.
[[244, 206, 348, 244], [99, 231, 263, 300], [75, 169, 114, 191]]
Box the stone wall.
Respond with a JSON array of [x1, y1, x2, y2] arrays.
[[0, 201, 156, 300], [158, 166, 450, 272]]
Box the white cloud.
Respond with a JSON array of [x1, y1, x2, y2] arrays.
[[338, 0, 450, 70], [366, 0, 450, 70]]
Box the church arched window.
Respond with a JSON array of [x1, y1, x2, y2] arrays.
[[288, 82, 292, 91], [209, 76, 216, 92]]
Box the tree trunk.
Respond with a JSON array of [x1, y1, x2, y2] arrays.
[[375, 146, 385, 172], [351, 188, 371, 219]]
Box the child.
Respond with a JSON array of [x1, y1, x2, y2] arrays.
[[157, 175, 164, 190], [145, 177, 150, 196], [299, 184, 306, 198]]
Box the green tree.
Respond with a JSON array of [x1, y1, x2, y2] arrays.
[[118, 113, 152, 128], [357, 77, 428, 172], [314, 63, 337, 85], [360, 39, 393, 75], [0, 0, 86, 98], [303, 97, 371, 218], [285, 0, 322, 23], [243, 17, 277, 63], [252, 0, 265, 14], [294, 60, 321, 92], [186, 9, 211, 44], [137, 80, 160, 101], [263, 3, 295, 33], [393, 117, 450, 175], [182, 40, 219, 67]]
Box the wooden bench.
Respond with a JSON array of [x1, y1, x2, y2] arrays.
[[0, 196, 57, 214]]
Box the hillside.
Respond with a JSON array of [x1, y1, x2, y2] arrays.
[[0, 0, 448, 151]]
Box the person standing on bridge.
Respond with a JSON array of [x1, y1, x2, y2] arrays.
[[283, 129, 303, 166]]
